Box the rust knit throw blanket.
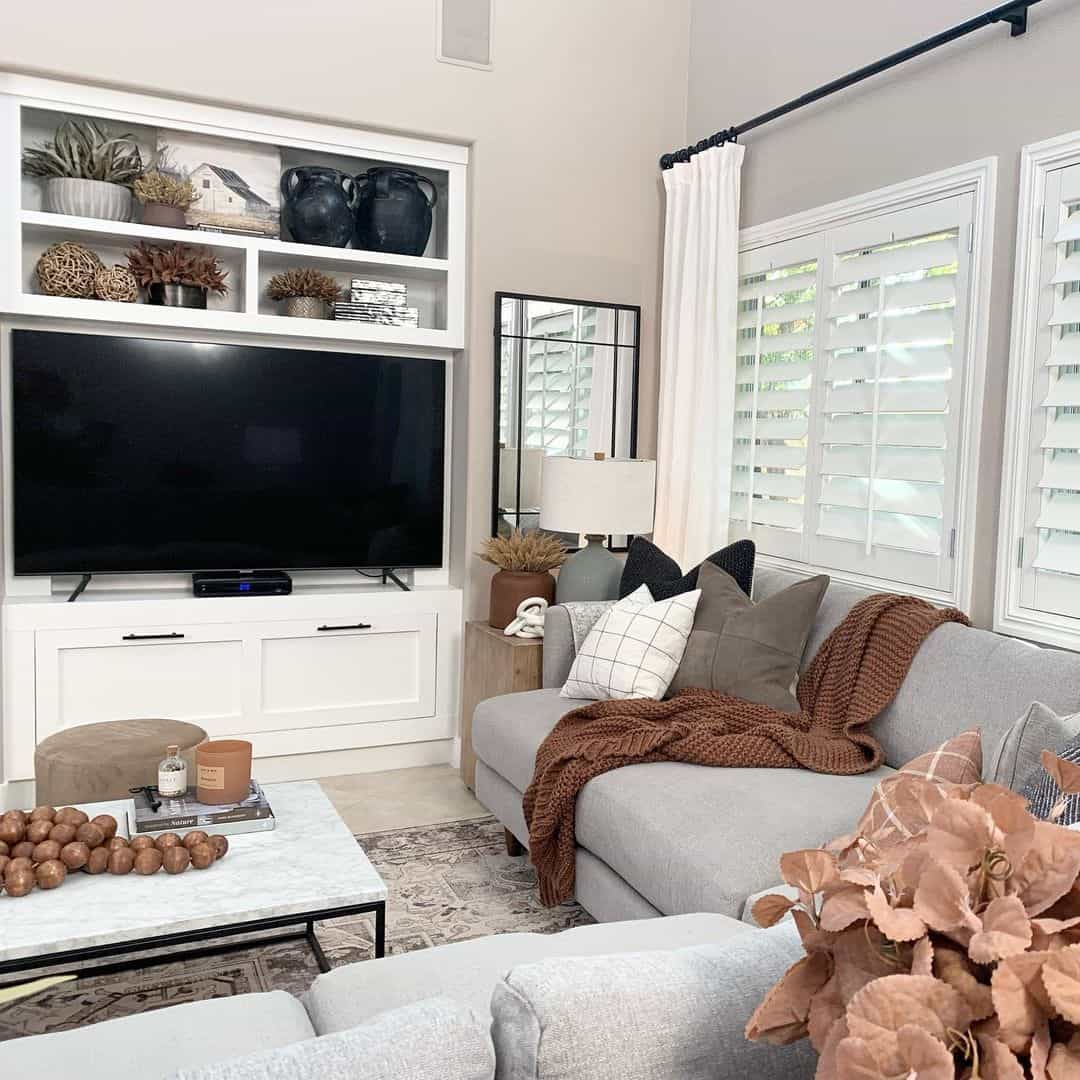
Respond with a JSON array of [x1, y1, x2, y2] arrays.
[[523, 592, 969, 906]]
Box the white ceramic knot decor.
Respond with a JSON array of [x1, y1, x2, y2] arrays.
[[504, 597, 548, 639]]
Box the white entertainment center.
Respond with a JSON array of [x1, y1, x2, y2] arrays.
[[0, 75, 468, 809]]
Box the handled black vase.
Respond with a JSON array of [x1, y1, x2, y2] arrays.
[[281, 166, 356, 248], [353, 167, 437, 256]]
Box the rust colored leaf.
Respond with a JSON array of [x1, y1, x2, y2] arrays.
[[831, 925, 899, 1006], [780, 849, 839, 895], [808, 974, 845, 1053], [977, 1033, 1027, 1080], [792, 908, 832, 953], [911, 935, 934, 977], [814, 1017, 849, 1080], [1012, 823, 1080, 917], [914, 858, 981, 932], [752, 892, 797, 928], [745, 951, 831, 1045], [1032, 1022, 1051, 1080], [897, 1024, 955, 1080], [846, 973, 972, 1046], [969, 896, 1034, 964], [1043, 750, 1080, 797], [992, 951, 1053, 1054], [927, 798, 998, 869], [833, 1035, 887, 1079], [1042, 944, 1080, 1023], [819, 885, 870, 932], [840, 866, 878, 887], [865, 882, 927, 942], [1048, 1034, 1080, 1080], [935, 944, 995, 1020]]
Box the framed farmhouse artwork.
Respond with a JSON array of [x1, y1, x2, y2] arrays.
[[159, 130, 281, 238]]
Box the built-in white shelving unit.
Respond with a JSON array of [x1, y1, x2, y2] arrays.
[[0, 74, 467, 349]]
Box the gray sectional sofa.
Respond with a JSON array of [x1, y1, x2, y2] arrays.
[[473, 565, 1080, 922]]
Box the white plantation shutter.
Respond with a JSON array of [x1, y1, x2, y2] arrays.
[[734, 180, 984, 603], [1004, 159, 1080, 628], [730, 234, 821, 559]]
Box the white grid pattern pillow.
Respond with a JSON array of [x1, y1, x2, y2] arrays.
[[562, 585, 701, 701]]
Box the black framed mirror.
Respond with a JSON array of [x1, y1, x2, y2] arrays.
[[492, 292, 641, 548]]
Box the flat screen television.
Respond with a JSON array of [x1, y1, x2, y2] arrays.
[[12, 330, 446, 575]]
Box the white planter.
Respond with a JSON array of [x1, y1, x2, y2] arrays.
[[45, 177, 132, 221]]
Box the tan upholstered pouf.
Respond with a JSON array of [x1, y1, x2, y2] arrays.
[[34, 719, 207, 806]]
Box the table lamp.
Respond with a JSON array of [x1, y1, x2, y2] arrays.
[[540, 454, 656, 602]]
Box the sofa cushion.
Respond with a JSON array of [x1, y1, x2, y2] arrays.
[[304, 912, 749, 1034], [4, 991, 315, 1080], [575, 760, 892, 917], [990, 702, 1080, 792], [668, 562, 829, 710], [490, 922, 815, 1080], [170, 998, 494, 1080], [473, 688, 583, 792], [753, 566, 1080, 769], [618, 536, 755, 600]]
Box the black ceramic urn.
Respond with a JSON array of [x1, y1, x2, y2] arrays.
[[353, 168, 438, 256], [280, 167, 356, 248]]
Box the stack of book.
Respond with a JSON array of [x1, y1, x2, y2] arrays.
[[131, 781, 276, 837], [334, 279, 420, 327]]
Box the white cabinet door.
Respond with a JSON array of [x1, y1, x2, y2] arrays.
[[35, 625, 246, 743], [248, 613, 438, 734]]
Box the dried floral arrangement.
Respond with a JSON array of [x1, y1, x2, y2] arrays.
[[127, 242, 229, 294], [479, 529, 568, 574], [267, 267, 341, 304], [746, 755, 1080, 1079], [0, 805, 229, 898], [22, 118, 143, 185], [133, 170, 201, 210]]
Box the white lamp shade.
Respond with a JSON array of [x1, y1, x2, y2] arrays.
[[498, 447, 544, 510], [539, 457, 656, 535]]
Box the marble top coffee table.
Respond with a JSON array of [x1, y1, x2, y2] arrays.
[[0, 781, 387, 984]]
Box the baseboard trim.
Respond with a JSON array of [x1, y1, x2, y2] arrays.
[[450, 736, 462, 769]]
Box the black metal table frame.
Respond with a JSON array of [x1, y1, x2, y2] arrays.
[[0, 900, 385, 986]]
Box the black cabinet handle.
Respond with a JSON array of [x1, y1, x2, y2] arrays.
[[122, 632, 185, 641], [317, 623, 372, 632]]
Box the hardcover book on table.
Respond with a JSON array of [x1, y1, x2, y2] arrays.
[[131, 781, 276, 836]]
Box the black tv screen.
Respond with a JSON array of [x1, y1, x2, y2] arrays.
[[12, 330, 446, 575]]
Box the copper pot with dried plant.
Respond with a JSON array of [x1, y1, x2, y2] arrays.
[[478, 529, 567, 630], [266, 267, 341, 320], [746, 755, 1080, 1078], [133, 170, 201, 229], [127, 242, 229, 309]]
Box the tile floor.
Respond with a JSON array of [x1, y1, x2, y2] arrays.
[[319, 764, 487, 833]]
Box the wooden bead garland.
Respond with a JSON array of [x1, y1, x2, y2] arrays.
[[35, 242, 103, 298], [93, 264, 139, 302], [0, 806, 229, 899]]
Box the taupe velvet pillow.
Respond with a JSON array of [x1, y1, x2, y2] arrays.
[[666, 562, 829, 712]]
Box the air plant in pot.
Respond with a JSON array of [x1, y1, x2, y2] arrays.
[[133, 171, 200, 229], [266, 267, 341, 320], [126, 242, 229, 309], [478, 529, 567, 630], [22, 118, 143, 222]]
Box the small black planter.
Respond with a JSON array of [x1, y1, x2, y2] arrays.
[[354, 167, 437, 256], [148, 283, 207, 309]]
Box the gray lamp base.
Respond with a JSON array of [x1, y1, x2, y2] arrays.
[[556, 535, 621, 603]]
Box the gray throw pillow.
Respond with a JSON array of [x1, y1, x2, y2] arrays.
[[667, 561, 829, 712], [989, 701, 1080, 791]]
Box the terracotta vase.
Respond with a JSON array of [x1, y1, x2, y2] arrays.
[[489, 570, 555, 630], [196, 739, 253, 805], [141, 202, 187, 229]]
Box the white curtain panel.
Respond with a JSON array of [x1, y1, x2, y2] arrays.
[[654, 143, 744, 568]]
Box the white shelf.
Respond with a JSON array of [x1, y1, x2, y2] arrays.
[[21, 210, 450, 274]]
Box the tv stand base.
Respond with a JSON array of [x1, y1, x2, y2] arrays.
[[67, 574, 91, 603], [381, 569, 410, 592]]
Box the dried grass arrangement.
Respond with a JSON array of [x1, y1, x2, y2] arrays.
[[747, 759, 1080, 1079], [267, 267, 342, 304], [478, 529, 568, 574], [127, 242, 229, 294], [22, 118, 142, 185], [133, 170, 201, 210]]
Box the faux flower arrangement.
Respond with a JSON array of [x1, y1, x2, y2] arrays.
[[126, 242, 228, 294], [747, 754, 1080, 1079]]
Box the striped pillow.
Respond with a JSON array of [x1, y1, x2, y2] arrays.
[[856, 728, 983, 847], [1021, 729, 1080, 823]]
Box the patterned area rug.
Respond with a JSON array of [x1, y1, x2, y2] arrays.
[[0, 815, 592, 1042]]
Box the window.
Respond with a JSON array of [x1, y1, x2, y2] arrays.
[[732, 160, 995, 608], [997, 131, 1080, 648], [202, 179, 210, 189]]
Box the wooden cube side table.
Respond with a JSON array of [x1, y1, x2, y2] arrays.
[[460, 620, 543, 792]]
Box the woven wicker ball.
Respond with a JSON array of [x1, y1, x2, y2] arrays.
[[94, 264, 138, 303], [36, 242, 103, 299]]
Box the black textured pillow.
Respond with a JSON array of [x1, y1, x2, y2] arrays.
[[618, 537, 755, 601], [1021, 727, 1080, 824]]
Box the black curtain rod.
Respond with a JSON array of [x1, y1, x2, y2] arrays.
[[660, 0, 1041, 170]]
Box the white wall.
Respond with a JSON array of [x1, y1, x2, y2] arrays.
[[0, 1, 692, 619], [687, 0, 1080, 627]]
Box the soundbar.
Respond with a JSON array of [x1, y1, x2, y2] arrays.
[[192, 571, 293, 598]]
